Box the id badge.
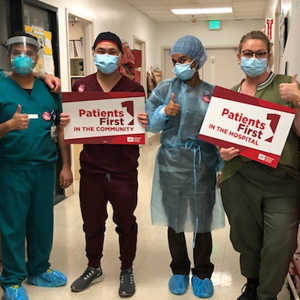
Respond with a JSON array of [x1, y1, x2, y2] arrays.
[[51, 125, 58, 142]]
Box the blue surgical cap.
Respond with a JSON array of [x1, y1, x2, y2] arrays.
[[170, 35, 207, 69]]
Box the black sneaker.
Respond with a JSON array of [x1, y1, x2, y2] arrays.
[[119, 268, 135, 298], [71, 266, 104, 292], [237, 283, 258, 300]]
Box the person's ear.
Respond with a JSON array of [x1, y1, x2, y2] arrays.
[[267, 52, 272, 64], [267, 52, 273, 69], [191, 61, 198, 69]]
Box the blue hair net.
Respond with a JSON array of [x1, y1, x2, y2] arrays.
[[170, 35, 207, 69]]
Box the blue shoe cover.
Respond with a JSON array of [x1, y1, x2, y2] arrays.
[[168, 274, 189, 295], [4, 285, 29, 300], [191, 276, 214, 298], [27, 268, 67, 287]]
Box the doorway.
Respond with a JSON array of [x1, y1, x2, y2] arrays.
[[202, 47, 244, 88], [133, 36, 147, 93], [65, 9, 94, 183]]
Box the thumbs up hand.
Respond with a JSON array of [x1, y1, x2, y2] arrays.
[[9, 105, 30, 131], [279, 74, 300, 106], [165, 93, 180, 117]]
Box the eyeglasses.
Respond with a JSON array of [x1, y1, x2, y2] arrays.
[[242, 50, 268, 60]]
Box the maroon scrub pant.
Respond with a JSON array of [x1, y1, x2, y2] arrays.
[[79, 169, 138, 270]]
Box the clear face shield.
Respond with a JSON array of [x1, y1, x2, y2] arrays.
[[3, 36, 42, 75]]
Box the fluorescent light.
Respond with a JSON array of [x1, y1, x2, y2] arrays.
[[171, 7, 233, 15]]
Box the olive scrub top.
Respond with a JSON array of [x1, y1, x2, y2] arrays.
[[221, 73, 300, 183]]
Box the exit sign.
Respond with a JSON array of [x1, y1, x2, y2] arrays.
[[209, 20, 221, 30]]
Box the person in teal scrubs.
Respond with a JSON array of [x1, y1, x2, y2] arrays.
[[0, 33, 73, 300]]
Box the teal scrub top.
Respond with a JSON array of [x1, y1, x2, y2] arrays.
[[0, 70, 6, 80], [0, 77, 62, 170]]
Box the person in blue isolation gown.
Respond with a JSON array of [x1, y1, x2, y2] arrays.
[[138, 35, 224, 298]]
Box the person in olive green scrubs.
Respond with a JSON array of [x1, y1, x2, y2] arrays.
[[0, 33, 73, 300], [220, 31, 300, 300]]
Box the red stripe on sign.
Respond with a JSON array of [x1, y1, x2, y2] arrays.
[[62, 92, 145, 103], [198, 134, 280, 168], [213, 86, 295, 114], [65, 133, 145, 145]]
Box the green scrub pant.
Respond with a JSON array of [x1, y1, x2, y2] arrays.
[[221, 162, 300, 300], [0, 165, 55, 288]]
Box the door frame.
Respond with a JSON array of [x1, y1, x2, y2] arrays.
[[65, 8, 94, 92], [65, 8, 94, 194], [133, 35, 147, 93], [161, 46, 171, 80]]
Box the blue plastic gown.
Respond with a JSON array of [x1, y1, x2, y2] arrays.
[[146, 78, 225, 233]]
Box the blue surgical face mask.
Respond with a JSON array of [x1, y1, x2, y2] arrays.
[[94, 54, 120, 74], [241, 57, 267, 78], [12, 54, 34, 75], [173, 61, 196, 81]]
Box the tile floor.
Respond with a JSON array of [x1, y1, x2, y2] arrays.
[[0, 140, 291, 300]]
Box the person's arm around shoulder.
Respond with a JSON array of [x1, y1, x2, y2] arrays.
[[0, 105, 29, 139], [35, 72, 61, 93], [279, 74, 300, 136], [0, 70, 8, 80]]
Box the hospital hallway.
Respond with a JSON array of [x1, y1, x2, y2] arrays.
[[0, 139, 291, 300]]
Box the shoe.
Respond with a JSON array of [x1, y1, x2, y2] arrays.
[[191, 276, 214, 298], [27, 268, 67, 287], [4, 285, 29, 300], [119, 268, 135, 298], [168, 274, 189, 295], [237, 282, 258, 300], [71, 266, 103, 292]]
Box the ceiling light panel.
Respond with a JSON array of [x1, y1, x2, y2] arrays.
[[171, 7, 233, 14]]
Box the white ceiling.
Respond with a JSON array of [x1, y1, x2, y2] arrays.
[[122, 0, 267, 23]]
